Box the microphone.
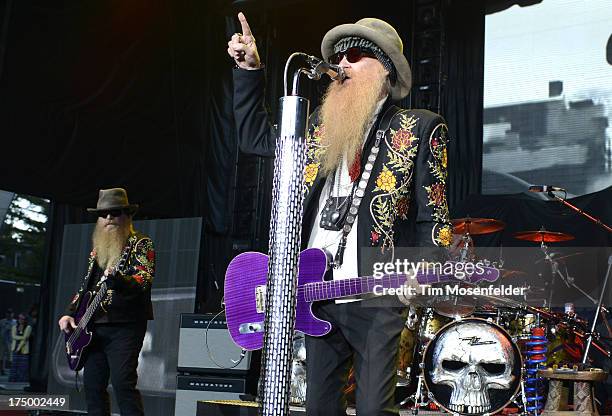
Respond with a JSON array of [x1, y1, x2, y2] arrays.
[[528, 185, 566, 193], [306, 55, 346, 81]]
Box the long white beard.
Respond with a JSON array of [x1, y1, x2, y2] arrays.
[[319, 65, 388, 177], [92, 223, 130, 270]]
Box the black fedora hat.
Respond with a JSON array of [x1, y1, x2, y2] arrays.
[[87, 188, 139, 214]]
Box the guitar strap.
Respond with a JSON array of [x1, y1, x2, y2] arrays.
[[331, 105, 401, 268], [113, 234, 136, 276]]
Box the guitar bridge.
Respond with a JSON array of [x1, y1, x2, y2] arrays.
[[255, 285, 266, 313]]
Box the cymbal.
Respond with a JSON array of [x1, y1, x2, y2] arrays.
[[500, 268, 527, 279], [452, 217, 506, 235], [513, 230, 574, 243]]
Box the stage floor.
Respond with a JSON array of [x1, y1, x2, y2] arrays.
[[197, 400, 450, 415]]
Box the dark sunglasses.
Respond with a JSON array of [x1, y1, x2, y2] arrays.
[[97, 209, 125, 218], [328, 47, 377, 65]]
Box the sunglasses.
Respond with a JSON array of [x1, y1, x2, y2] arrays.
[[97, 209, 126, 218], [328, 47, 377, 65]]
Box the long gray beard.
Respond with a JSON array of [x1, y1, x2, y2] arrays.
[[318, 67, 387, 177], [92, 224, 130, 270]]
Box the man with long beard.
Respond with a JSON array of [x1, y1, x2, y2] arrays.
[[58, 188, 154, 416], [228, 14, 451, 415]]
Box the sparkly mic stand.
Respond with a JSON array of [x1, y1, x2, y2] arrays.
[[258, 53, 344, 416]]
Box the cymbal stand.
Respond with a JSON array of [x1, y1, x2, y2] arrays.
[[540, 241, 598, 305], [459, 232, 474, 263], [400, 373, 429, 415], [399, 311, 431, 414], [582, 255, 612, 364], [541, 241, 564, 308]]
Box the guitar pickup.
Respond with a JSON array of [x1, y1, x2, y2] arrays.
[[255, 285, 266, 313], [239, 322, 264, 334]]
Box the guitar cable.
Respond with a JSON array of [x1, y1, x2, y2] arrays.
[[204, 306, 247, 369]]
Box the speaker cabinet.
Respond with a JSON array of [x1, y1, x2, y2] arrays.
[[178, 313, 251, 374], [174, 374, 247, 416]]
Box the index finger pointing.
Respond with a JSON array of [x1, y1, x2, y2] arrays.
[[238, 12, 252, 37]]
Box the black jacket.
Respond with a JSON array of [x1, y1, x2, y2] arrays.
[[233, 68, 452, 275], [65, 231, 155, 322]]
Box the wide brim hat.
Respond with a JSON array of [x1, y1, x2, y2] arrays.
[[321, 18, 411, 101], [87, 188, 139, 214]]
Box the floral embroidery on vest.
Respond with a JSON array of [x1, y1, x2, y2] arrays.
[[370, 112, 420, 248], [426, 123, 452, 246], [304, 123, 328, 195]]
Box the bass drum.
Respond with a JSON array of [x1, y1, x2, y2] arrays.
[[422, 318, 522, 415]]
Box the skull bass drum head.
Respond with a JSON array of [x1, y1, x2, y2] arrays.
[[422, 318, 522, 415]]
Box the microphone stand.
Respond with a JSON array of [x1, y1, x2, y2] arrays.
[[545, 191, 612, 234], [258, 53, 342, 416]]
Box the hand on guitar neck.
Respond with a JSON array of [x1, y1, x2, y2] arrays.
[[396, 266, 430, 306]]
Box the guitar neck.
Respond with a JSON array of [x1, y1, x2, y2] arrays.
[[78, 282, 107, 328], [303, 266, 499, 302], [303, 274, 408, 302]]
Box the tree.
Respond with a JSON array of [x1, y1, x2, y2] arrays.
[[0, 194, 49, 284]]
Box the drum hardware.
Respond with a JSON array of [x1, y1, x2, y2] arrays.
[[451, 217, 506, 263], [289, 333, 307, 405], [406, 304, 419, 330], [534, 251, 584, 264], [459, 232, 475, 263], [582, 254, 612, 364], [512, 227, 594, 313], [524, 327, 547, 414], [399, 373, 430, 414], [537, 185, 612, 363], [531, 250, 612, 363]]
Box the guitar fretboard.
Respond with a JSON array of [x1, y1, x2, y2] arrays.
[[301, 267, 499, 302], [302, 274, 409, 302], [76, 282, 107, 331]]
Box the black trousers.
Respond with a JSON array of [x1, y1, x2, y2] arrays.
[[83, 321, 147, 416], [305, 301, 406, 416]]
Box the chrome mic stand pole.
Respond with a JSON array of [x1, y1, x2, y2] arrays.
[[258, 58, 308, 416], [258, 53, 344, 416]]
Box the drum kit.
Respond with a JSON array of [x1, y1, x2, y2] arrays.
[[394, 217, 612, 415], [287, 215, 611, 414]]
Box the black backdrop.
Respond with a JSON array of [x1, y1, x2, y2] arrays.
[[0, 0, 484, 217], [2, 0, 604, 395]]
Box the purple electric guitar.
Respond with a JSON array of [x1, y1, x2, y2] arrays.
[[224, 248, 500, 351], [64, 277, 109, 370]]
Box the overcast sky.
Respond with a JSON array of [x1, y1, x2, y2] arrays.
[[484, 0, 612, 108]]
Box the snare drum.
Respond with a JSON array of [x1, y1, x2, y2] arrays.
[[422, 318, 522, 415]]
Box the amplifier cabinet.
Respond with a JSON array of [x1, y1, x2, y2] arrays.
[[174, 374, 247, 416], [178, 313, 251, 374]]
